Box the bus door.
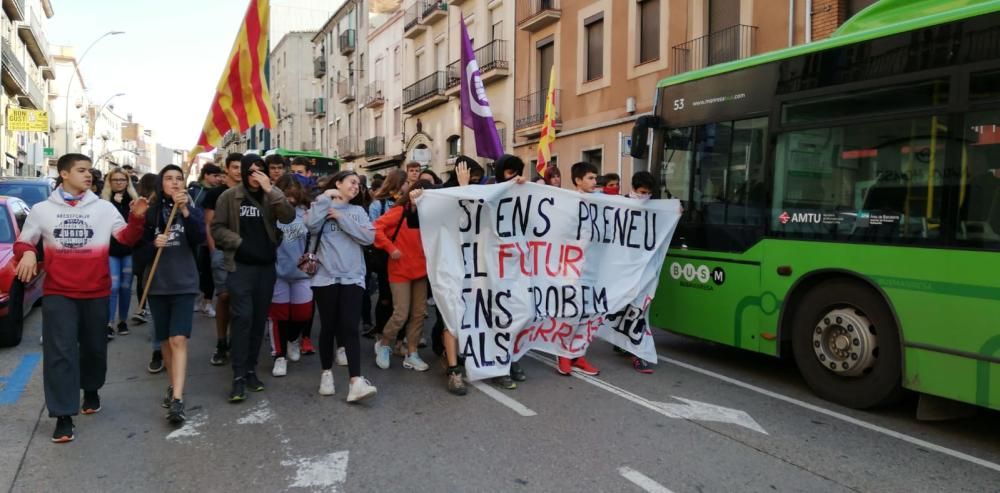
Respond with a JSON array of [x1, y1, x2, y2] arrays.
[[652, 117, 769, 350]]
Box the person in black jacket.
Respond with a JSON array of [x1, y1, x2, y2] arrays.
[[101, 168, 138, 340]]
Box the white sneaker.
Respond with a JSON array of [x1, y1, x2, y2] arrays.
[[402, 353, 430, 372], [427, 297, 436, 306], [287, 339, 301, 362], [347, 377, 377, 403], [194, 300, 202, 312], [374, 340, 391, 369], [336, 347, 348, 366], [204, 304, 216, 318], [272, 357, 287, 377], [319, 370, 335, 396]]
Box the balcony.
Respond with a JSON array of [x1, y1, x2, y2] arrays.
[[422, 0, 447, 24], [1, 41, 27, 97], [672, 24, 758, 75], [445, 39, 510, 95], [338, 136, 361, 160], [517, 0, 560, 32], [310, 98, 326, 118], [2, 0, 24, 21], [403, 71, 448, 114], [361, 81, 385, 108], [18, 13, 50, 67], [339, 29, 356, 55], [19, 77, 44, 109], [41, 65, 54, 80], [448, 0, 468, 4], [313, 55, 326, 78], [365, 136, 385, 158], [514, 89, 561, 137], [337, 77, 356, 103], [404, 3, 426, 39]]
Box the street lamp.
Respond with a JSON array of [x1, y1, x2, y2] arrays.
[[89, 92, 125, 165], [63, 30, 125, 154]]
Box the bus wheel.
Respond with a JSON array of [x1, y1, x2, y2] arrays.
[[791, 279, 903, 409]]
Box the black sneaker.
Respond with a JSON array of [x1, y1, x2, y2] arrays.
[[51, 416, 74, 443], [492, 374, 517, 390], [116, 321, 130, 336], [166, 399, 186, 424], [81, 391, 101, 415], [244, 372, 265, 392], [148, 350, 164, 374], [229, 378, 247, 403], [162, 385, 173, 409], [210, 342, 228, 366], [106, 326, 115, 341], [510, 362, 527, 382], [131, 309, 149, 324]]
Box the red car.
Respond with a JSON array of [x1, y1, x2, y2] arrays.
[[0, 196, 45, 347]]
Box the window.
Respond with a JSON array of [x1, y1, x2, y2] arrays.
[[435, 40, 447, 72], [638, 0, 659, 63], [447, 135, 461, 158], [393, 106, 401, 135], [538, 39, 554, 92], [582, 148, 603, 169], [492, 20, 503, 42], [585, 14, 604, 82], [374, 115, 383, 138], [955, 110, 1000, 250], [394, 45, 401, 77], [415, 51, 425, 79], [782, 79, 949, 124]]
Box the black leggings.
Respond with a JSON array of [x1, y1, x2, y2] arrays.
[[313, 284, 363, 377]]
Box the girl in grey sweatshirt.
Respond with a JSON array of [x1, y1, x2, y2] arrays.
[[306, 170, 378, 403]]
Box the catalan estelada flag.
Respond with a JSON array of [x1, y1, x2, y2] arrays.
[[536, 67, 557, 177], [191, 0, 274, 155]]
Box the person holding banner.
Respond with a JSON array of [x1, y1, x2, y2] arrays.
[[14, 153, 148, 443], [135, 165, 205, 423], [307, 171, 378, 403]]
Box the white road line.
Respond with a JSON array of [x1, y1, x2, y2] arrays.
[[618, 467, 676, 493], [470, 381, 538, 417], [657, 354, 1000, 474]]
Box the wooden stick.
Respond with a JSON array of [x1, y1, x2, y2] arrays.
[[138, 202, 180, 309]]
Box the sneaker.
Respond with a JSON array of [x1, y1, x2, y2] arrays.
[[346, 377, 377, 403], [318, 370, 335, 396], [402, 353, 429, 372], [426, 297, 436, 307], [193, 301, 202, 312], [228, 378, 247, 403], [272, 357, 288, 377], [557, 357, 573, 376], [106, 326, 115, 341], [166, 399, 186, 424], [446, 369, 467, 396], [210, 343, 228, 366], [147, 350, 164, 374], [362, 325, 378, 339], [573, 357, 600, 376], [204, 304, 216, 318], [51, 416, 74, 443], [336, 347, 348, 367], [81, 391, 101, 414], [418, 337, 427, 349], [245, 372, 265, 392], [510, 362, 526, 382], [492, 375, 517, 390], [287, 339, 301, 362], [300, 337, 316, 355], [374, 340, 391, 369], [632, 357, 654, 374], [162, 385, 173, 408], [116, 321, 130, 336], [131, 309, 149, 324]]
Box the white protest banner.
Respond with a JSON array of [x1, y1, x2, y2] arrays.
[[417, 182, 681, 381]]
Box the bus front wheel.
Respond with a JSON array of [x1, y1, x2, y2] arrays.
[[790, 279, 904, 409]]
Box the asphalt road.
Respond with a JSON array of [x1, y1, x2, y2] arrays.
[[1, 304, 999, 493]]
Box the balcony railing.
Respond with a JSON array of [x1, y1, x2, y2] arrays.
[[446, 39, 510, 90], [1, 41, 27, 96], [517, 0, 560, 32], [313, 55, 326, 78], [365, 136, 385, 158], [2, 0, 25, 21], [338, 136, 360, 158], [18, 12, 50, 66], [361, 81, 385, 108], [311, 98, 326, 117], [422, 0, 447, 23], [404, 3, 423, 34], [403, 71, 448, 111], [337, 77, 356, 102], [339, 29, 356, 55], [514, 89, 560, 131], [22, 77, 44, 109], [672, 24, 758, 74]]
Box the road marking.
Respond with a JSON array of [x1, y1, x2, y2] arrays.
[[237, 399, 275, 425], [470, 381, 538, 417], [525, 353, 766, 433], [618, 467, 675, 493], [281, 451, 349, 491], [0, 353, 41, 405], [657, 354, 1000, 474], [166, 412, 207, 441]]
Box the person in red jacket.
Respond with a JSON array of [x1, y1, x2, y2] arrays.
[[372, 178, 431, 373]]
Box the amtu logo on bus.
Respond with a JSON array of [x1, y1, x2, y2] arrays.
[[778, 211, 821, 225]]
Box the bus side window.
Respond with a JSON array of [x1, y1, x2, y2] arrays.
[[957, 110, 1000, 250]]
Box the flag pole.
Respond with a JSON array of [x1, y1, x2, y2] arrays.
[[138, 202, 180, 309]]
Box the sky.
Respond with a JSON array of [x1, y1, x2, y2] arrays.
[[47, 0, 339, 150]]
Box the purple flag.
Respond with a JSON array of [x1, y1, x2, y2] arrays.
[[459, 17, 504, 160]]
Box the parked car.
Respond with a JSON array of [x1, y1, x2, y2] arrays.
[[0, 196, 44, 347], [0, 177, 55, 207]]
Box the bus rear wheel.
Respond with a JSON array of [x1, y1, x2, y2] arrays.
[[790, 279, 903, 409]]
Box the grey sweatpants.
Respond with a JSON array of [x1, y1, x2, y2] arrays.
[[227, 262, 277, 379], [42, 295, 110, 417]]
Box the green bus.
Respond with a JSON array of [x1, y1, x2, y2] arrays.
[[635, 0, 1000, 411]]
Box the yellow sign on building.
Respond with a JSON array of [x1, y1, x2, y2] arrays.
[[7, 108, 49, 132]]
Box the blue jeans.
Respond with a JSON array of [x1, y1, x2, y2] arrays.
[[108, 255, 133, 324]]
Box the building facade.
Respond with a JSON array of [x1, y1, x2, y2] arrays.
[[359, 7, 405, 174], [2, 0, 55, 177], [271, 31, 317, 152]]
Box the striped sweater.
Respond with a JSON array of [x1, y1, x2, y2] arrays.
[[14, 188, 145, 299]]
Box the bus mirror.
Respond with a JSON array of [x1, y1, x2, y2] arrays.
[[630, 115, 661, 160]]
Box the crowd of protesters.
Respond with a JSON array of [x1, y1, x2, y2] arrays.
[[12, 149, 662, 443]]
